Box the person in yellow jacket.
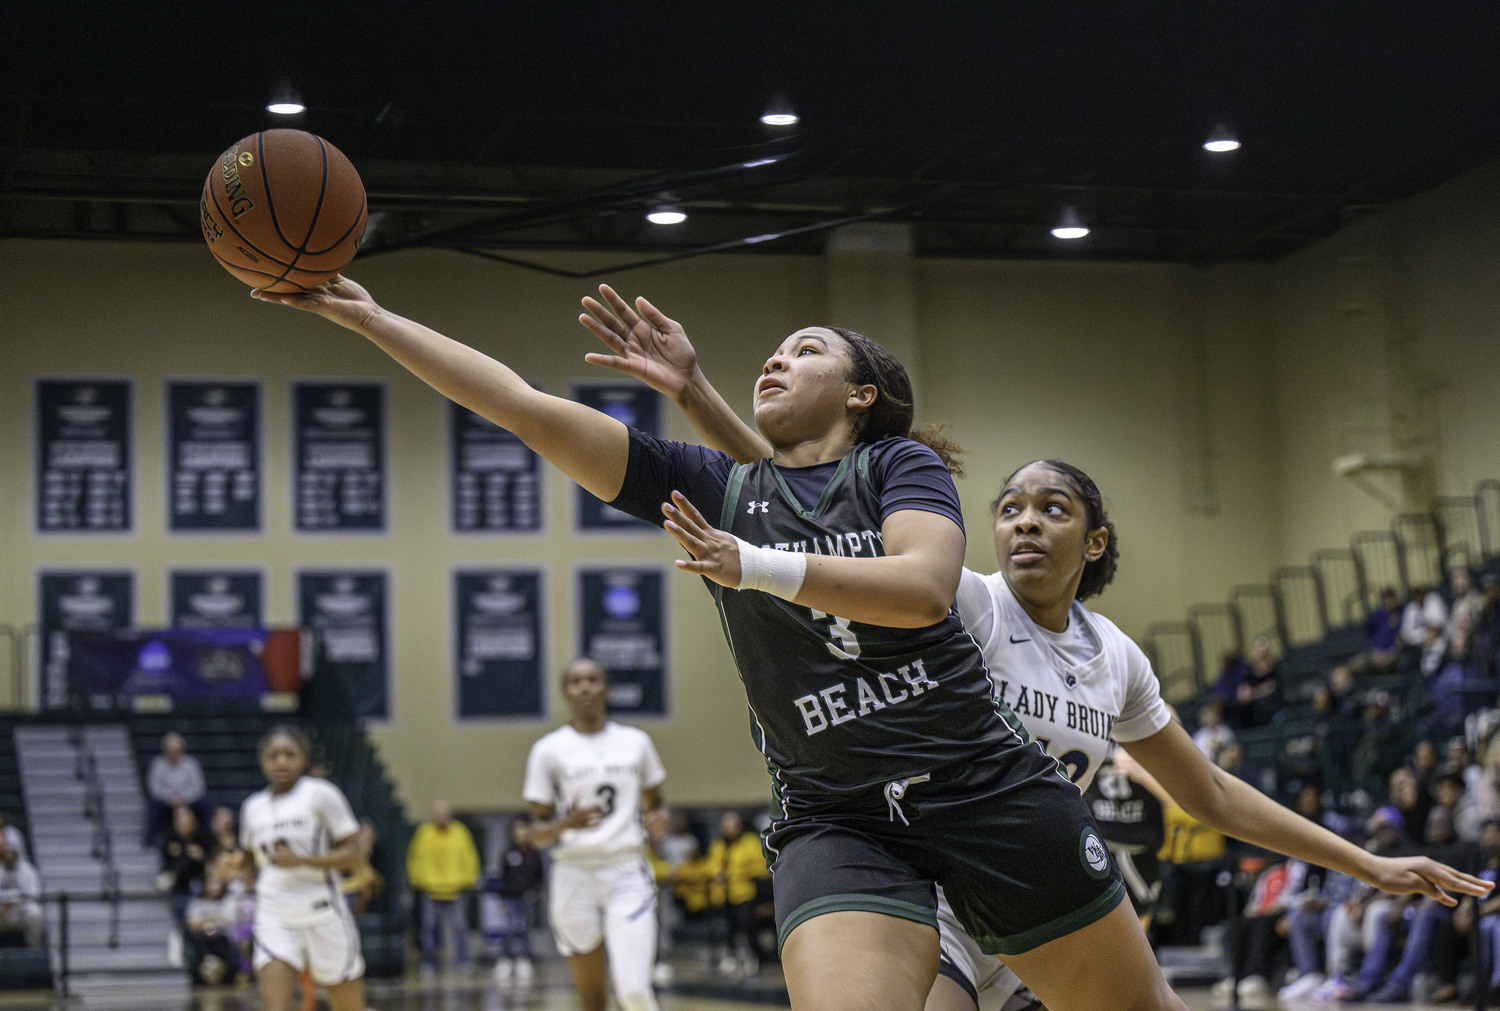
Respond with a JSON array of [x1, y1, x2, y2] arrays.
[[406, 801, 481, 975], [705, 811, 771, 976]]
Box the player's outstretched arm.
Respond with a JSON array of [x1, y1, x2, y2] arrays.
[[580, 284, 771, 463], [1125, 719, 1492, 906], [255, 276, 629, 503]]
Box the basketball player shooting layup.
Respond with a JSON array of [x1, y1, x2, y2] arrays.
[[258, 273, 1211, 1011]]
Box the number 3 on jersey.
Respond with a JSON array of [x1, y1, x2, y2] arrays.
[[811, 609, 861, 660]]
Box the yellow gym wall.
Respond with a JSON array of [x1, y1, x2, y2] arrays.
[[2, 156, 1498, 816]]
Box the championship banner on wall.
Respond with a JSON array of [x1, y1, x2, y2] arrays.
[[571, 383, 660, 532], [292, 382, 386, 533], [449, 402, 543, 534], [170, 569, 264, 629], [66, 628, 289, 707], [578, 567, 667, 717], [38, 570, 134, 710], [167, 380, 261, 532], [34, 378, 132, 533], [453, 569, 544, 719], [297, 570, 389, 719]]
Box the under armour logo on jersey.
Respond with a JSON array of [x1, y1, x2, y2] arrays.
[[1065, 674, 1078, 688], [747, 501, 770, 514]]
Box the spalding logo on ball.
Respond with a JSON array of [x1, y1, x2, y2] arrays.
[[200, 128, 367, 293]]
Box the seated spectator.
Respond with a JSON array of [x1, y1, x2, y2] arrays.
[[207, 806, 238, 859], [1361, 587, 1405, 671], [159, 805, 214, 924], [1408, 738, 1440, 794], [1211, 650, 1251, 726], [1450, 567, 1488, 637], [1388, 766, 1431, 845], [0, 813, 28, 863], [1464, 817, 1500, 1002], [144, 732, 212, 846], [1308, 807, 1420, 1002], [1350, 691, 1406, 802], [1191, 697, 1236, 760], [1473, 574, 1500, 669], [1401, 586, 1449, 663], [1215, 858, 1309, 1009], [0, 844, 43, 948], [184, 849, 248, 985], [482, 817, 542, 986], [1433, 769, 1484, 844], [1235, 636, 1282, 729], [1155, 797, 1228, 946], [707, 811, 771, 977]]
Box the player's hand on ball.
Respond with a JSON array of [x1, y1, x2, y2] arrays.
[[252, 275, 380, 333], [662, 491, 743, 589]]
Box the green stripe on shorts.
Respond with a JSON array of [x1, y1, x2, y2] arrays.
[[777, 893, 939, 952], [981, 879, 1126, 956]]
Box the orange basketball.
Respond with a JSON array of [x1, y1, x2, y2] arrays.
[[200, 129, 367, 293]]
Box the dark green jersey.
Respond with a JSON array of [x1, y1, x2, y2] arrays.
[[613, 431, 1028, 808]]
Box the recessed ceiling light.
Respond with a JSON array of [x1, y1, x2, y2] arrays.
[[1203, 124, 1241, 153], [647, 207, 687, 225], [1051, 206, 1089, 240]]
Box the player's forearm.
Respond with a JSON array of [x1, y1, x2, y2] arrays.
[[676, 371, 770, 463], [1185, 766, 1377, 882], [299, 842, 362, 872], [790, 553, 956, 628]]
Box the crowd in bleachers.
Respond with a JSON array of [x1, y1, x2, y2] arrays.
[[1175, 565, 1500, 1007]]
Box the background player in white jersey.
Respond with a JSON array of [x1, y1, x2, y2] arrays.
[[525, 658, 667, 1011], [239, 726, 365, 1011], [572, 298, 1496, 1011]]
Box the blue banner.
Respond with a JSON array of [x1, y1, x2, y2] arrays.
[[67, 628, 274, 707], [167, 380, 261, 532], [572, 383, 660, 532], [449, 402, 543, 533], [35, 378, 132, 533], [578, 567, 667, 716], [292, 382, 386, 532], [454, 569, 545, 719]]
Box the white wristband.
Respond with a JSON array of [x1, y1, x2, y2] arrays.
[[734, 537, 807, 600]]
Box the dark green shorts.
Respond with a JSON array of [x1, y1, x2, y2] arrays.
[[767, 742, 1124, 956]]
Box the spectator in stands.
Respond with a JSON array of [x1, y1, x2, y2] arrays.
[[1155, 796, 1228, 946], [1320, 667, 1366, 807], [0, 813, 27, 862], [1211, 650, 1251, 727], [1307, 806, 1420, 1002], [1351, 691, 1406, 802], [1433, 769, 1483, 843], [1471, 573, 1500, 673], [1388, 766, 1431, 846], [1215, 739, 1273, 796], [145, 732, 212, 847], [1191, 697, 1236, 760], [1235, 636, 1282, 729], [160, 804, 214, 924], [1451, 567, 1487, 635], [1361, 587, 1405, 672], [406, 800, 481, 976], [1401, 586, 1448, 650], [1409, 738, 1441, 794], [185, 848, 248, 985], [207, 806, 238, 859], [482, 817, 544, 987], [644, 807, 695, 985], [1465, 817, 1500, 1003], [1213, 858, 1308, 1010], [707, 810, 771, 978], [1350, 802, 1475, 1003], [0, 843, 43, 949]]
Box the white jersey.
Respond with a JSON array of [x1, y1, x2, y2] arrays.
[[240, 776, 360, 925], [956, 568, 1171, 792], [523, 722, 666, 867]]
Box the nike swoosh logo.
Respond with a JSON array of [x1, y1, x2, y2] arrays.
[[1009, 634, 1031, 644]]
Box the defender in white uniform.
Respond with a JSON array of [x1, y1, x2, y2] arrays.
[[239, 726, 365, 1011], [926, 461, 1490, 1011], [525, 658, 667, 1011]]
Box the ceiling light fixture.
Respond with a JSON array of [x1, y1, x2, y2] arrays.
[[266, 79, 305, 116], [760, 98, 799, 127], [646, 206, 687, 225], [1203, 123, 1241, 153], [1051, 206, 1089, 240]]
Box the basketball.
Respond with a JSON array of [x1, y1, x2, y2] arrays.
[[200, 129, 367, 293]]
